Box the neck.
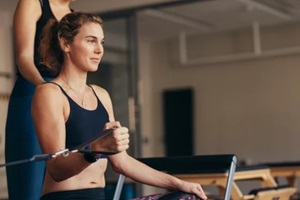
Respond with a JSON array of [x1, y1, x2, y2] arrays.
[[60, 74, 87, 107], [59, 72, 87, 93]]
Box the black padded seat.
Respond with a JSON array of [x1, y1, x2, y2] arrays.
[[137, 154, 236, 174], [264, 161, 300, 167], [236, 164, 269, 172], [248, 187, 275, 195], [248, 185, 290, 195]]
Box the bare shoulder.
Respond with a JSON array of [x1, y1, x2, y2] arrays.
[[33, 82, 64, 104], [17, 0, 41, 10], [16, 0, 40, 6], [90, 85, 111, 101], [35, 82, 62, 95], [14, 0, 42, 22]]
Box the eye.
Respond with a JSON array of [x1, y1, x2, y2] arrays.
[[87, 39, 96, 43], [101, 40, 105, 45]]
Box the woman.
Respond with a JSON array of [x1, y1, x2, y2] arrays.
[[32, 12, 208, 200], [5, 0, 74, 199]]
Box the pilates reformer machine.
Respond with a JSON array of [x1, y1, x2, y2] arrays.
[[113, 154, 237, 200], [263, 161, 300, 200], [0, 129, 237, 200], [232, 165, 296, 200], [1, 127, 298, 200], [117, 160, 296, 200], [264, 161, 300, 188]]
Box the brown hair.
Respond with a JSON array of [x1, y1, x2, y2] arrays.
[[39, 12, 103, 73]]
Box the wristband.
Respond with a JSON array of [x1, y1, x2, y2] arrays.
[[83, 146, 105, 163], [84, 151, 99, 163]]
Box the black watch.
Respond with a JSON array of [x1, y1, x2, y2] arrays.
[[84, 152, 99, 163]]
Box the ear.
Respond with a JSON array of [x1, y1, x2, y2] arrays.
[[59, 38, 70, 53]]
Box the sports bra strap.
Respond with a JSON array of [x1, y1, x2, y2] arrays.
[[44, 82, 101, 103], [39, 0, 43, 7], [87, 85, 102, 102], [44, 81, 69, 97]]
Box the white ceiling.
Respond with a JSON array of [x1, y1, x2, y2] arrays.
[[71, 0, 175, 13], [2, 0, 300, 41], [137, 0, 300, 41], [0, 0, 175, 13]]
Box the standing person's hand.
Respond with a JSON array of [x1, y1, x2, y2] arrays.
[[90, 121, 130, 153]]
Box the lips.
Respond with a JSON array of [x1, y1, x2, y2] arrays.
[[91, 58, 100, 63]]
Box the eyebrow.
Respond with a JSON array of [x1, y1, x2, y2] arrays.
[[85, 35, 105, 41]]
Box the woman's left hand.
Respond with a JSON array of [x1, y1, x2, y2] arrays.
[[179, 181, 207, 200]]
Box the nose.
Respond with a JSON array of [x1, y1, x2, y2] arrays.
[[95, 42, 103, 54]]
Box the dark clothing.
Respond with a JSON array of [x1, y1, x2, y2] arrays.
[[5, 76, 51, 200], [47, 82, 109, 149], [15, 0, 58, 78], [33, 0, 58, 77], [5, 0, 69, 199], [37, 82, 109, 199], [40, 188, 106, 200]]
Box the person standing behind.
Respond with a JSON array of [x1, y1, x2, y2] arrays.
[[5, 0, 74, 199]]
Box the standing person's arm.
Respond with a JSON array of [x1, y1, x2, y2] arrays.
[[14, 0, 45, 85]]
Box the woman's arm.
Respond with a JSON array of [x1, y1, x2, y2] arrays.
[[32, 84, 130, 182], [32, 84, 91, 182], [88, 85, 130, 153], [14, 0, 45, 85], [95, 85, 207, 199], [109, 153, 207, 199]]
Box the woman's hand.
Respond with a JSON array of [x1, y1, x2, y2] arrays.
[[178, 181, 207, 200], [90, 121, 130, 153]]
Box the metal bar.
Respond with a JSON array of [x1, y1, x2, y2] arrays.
[[183, 46, 300, 66], [179, 32, 188, 65], [143, 8, 211, 31], [234, 0, 291, 20], [99, 0, 210, 20], [253, 21, 261, 56], [113, 174, 125, 200]]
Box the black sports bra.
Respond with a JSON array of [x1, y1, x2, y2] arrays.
[[47, 82, 109, 149]]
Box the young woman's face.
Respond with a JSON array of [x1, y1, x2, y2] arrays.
[[66, 22, 104, 72]]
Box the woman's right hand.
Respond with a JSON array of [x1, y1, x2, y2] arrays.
[[90, 121, 130, 153]]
